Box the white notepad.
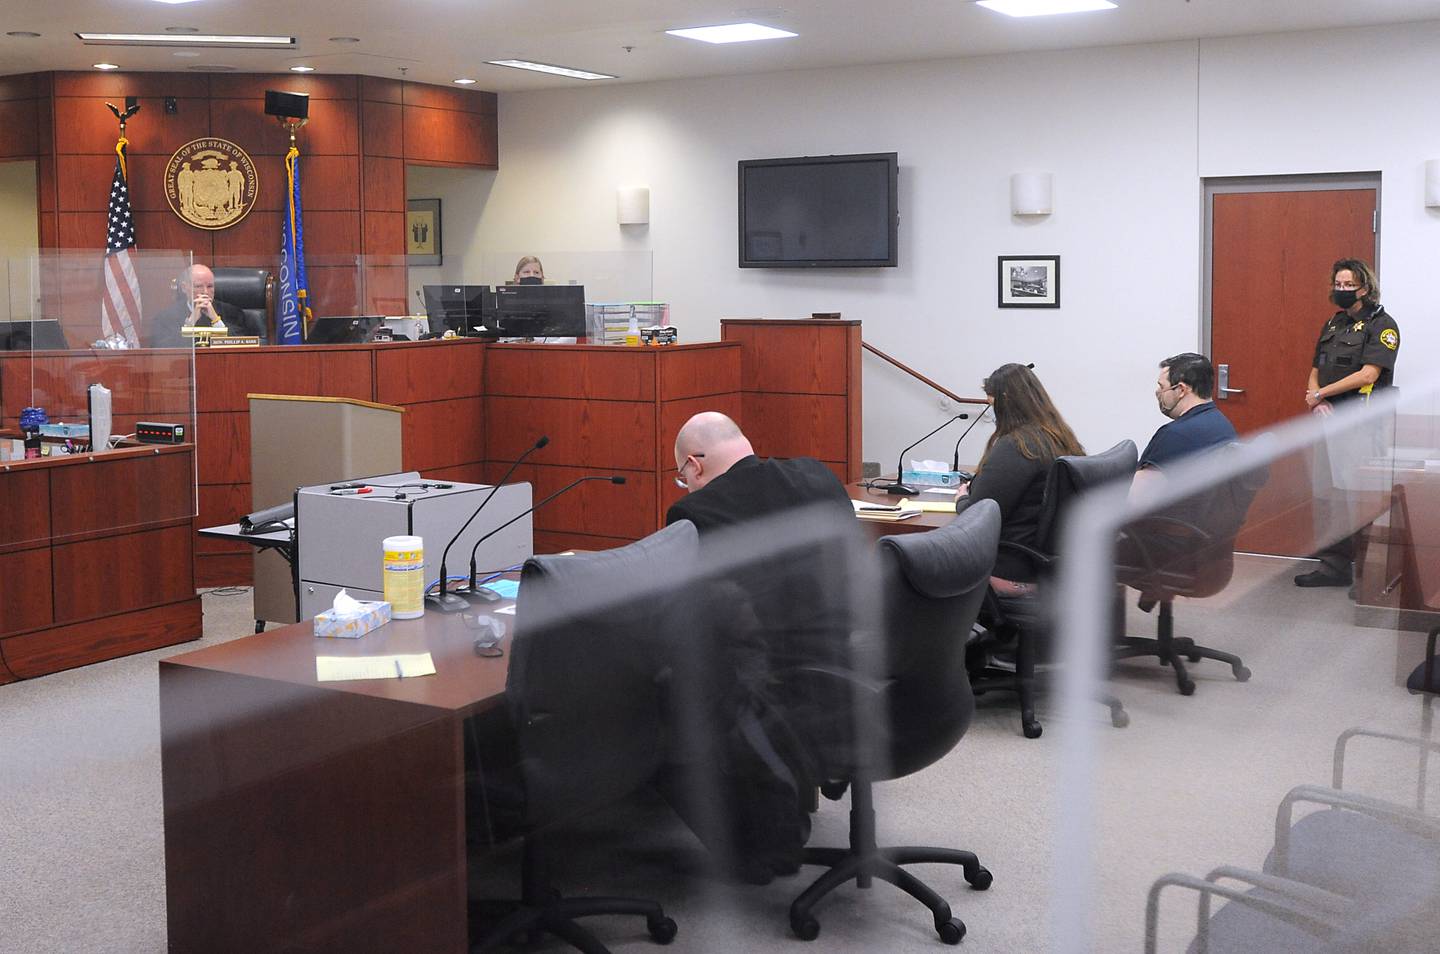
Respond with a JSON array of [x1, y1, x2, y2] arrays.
[[316, 652, 436, 682]]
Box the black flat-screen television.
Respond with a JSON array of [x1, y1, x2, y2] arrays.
[[423, 284, 493, 335], [492, 285, 586, 339], [738, 152, 898, 268]]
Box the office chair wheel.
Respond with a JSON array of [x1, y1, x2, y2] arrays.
[[1022, 719, 1043, 739], [966, 865, 993, 890], [647, 915, 678, 944], [1233, 665, 1251, 682], [1187, 652, 1202, 663], [791, 913, 821, 941], [1178, 677, 1196, 696], [1112, 709, 1130, 729], [937, 917, 966, 945]]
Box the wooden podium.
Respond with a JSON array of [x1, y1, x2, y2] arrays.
[[248, 394, 403, 625]]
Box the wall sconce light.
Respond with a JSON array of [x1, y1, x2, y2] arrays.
[[1010, 172, 1053, 216], [1426, 160, 1440, 208], [617, 186, 650, 225]]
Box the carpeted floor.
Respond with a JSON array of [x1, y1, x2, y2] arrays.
[[1, 559, 1432, 953]]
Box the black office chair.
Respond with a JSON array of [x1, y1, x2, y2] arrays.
[[1113, 446, 1266, 695], [968, 440, 1138, 738], [788, 500, 1000, 945], [471, 521, 696, 953], [211, 267, 273, 343]]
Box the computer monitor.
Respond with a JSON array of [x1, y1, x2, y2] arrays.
[[305, 315, 384, 344], [492, 284, 586, 339], [422, 285, 492, 335], [0, 320, 68, 351]]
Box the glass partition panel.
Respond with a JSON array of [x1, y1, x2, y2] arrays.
[[1052, 384, 1439, 954], [1, 249, 197, 546]]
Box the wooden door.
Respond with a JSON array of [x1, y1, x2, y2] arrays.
[[1209, 187, 1377, 555]]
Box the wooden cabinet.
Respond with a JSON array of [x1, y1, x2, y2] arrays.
[[0, 445, 201, 682]]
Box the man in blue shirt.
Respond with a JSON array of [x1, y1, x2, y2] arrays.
[[1132, 353, 1238, 498]]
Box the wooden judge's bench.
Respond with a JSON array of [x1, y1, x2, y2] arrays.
[[0, 319, 862, 679]]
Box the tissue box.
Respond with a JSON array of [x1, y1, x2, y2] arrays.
[[901, 469, 967, 488], [314, 600, 393, 639]]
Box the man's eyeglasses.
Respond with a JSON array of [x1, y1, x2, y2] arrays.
[[674, 453, 705, 490]]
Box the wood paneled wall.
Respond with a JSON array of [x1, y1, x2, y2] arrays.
[[5, 71, 496, 344], [721, 318, 864, 484]]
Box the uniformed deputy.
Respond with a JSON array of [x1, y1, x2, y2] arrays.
[[1295, 258, 1400, 588]]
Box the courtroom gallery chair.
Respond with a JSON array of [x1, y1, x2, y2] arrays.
[[967, 441, 1138, 738], [1145, 723, 1440, 954], [786, 499, 1000, 945], [469, 521, 696, 953], [1112, 445, 1266, 695], [211, 266, 273, 343]]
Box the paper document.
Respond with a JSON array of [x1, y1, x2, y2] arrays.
[[899, 498, 959, 513], [494, 604, 517, 615], [852, 499, 922, 521], [316, 652, 437, 683]]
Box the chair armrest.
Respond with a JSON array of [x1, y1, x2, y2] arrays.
[[1332, 726, 1440, 793], [1203, 865, 1351, 915], [996, 539, 1054, 573], [1145, 870, 1344, 954], [1272, 783, 1440, 874]]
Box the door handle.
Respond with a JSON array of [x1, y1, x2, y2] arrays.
[[1216, 362, 1245, 399]]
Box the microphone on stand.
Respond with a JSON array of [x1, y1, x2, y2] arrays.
[[951, 409, 991, 474], [428, 435, 549, 613], [877, 414, 968, 496], [466, 475, 627, 601]]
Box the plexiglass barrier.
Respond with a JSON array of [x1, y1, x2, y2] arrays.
[[1, 249, 197, 546], [1050, 384, 1440, 954]]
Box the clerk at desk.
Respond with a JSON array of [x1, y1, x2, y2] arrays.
[[145, 264, 264, 348]]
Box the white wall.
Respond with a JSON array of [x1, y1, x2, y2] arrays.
[[0, 160, 39, 320], [468, 20, 1437, 468], [405, 164, 496, 308]]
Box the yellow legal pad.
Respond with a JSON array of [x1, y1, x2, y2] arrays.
[[316, 652, 437, 683]]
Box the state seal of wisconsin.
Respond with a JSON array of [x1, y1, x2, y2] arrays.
[[164, 138, 258, 230]]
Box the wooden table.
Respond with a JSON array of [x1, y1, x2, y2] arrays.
[[160, 606, 512, 954], [849, 480, 958, 536]]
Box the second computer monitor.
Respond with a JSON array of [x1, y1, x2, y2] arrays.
[[492, 284, 586, 339], [423, 285, 492, 335]]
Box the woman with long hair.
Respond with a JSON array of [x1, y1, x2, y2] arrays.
[[956, 362, 1084, 590]]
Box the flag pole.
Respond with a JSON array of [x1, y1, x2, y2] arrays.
[[277, 113, 311, 343], [100, 98, 143, 348]]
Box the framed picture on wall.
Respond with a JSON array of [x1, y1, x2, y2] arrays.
[[407, 198, 442, 266], [998, 255, 1060, 308]]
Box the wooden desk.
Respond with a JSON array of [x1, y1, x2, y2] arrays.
[[160, 608, 510, 954], [849, 481, 958, 537]]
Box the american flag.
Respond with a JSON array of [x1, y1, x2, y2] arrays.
[[101, 138, 142, 347]]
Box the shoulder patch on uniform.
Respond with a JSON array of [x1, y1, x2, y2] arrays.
[[1381, 327, 1399, 350]]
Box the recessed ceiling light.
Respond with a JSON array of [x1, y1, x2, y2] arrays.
[[665, 22, 797, 43], [164, 26, 200, 33], [452, 78, 477, 85], [290, 65, 315, 72], [328, 36, 360, 43], [486, 60, 615, 80], [93, 63, 119, 70], [150, 0, 204, 5], [975, 0, 1117, 17], [75, 32, 295, 47], [6, 31, 42, 38]]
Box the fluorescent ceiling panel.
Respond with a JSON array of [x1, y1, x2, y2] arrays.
[[976, 0, 1117, 16], [665, 23, 798, 43], [76, 32, 295, 46], [486, 60, 615, 80]]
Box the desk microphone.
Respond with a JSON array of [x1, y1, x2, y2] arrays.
[[951, 409, 991, 474], [878, 414, 967, 496], [466, 474, 627, 599], [429, 435, 549, 613]]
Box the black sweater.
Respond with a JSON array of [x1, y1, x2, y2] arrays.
[[954, 435, 1053, 582]]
